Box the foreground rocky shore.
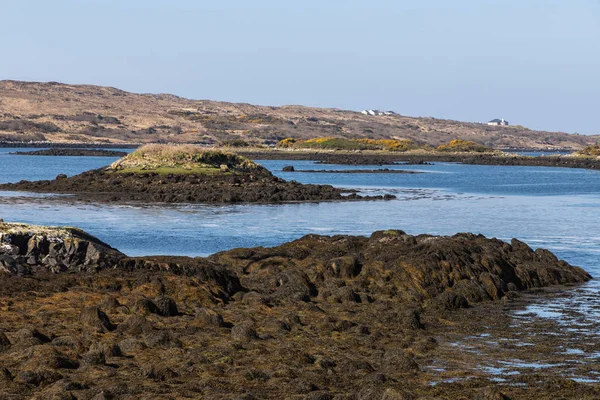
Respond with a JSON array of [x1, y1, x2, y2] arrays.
[[0, 222, 595, 399], [0, 146, 394, 204]]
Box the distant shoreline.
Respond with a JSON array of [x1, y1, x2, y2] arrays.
[[0, 141, 140, 149], [1, 142, 598, 170]]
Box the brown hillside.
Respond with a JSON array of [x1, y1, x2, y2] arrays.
[[0, 80, 597, 150]]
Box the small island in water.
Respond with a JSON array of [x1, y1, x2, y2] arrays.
[[0, 144, 395, 203]]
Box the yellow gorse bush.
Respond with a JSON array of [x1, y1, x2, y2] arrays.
[[276, 137, 492, 153], [578, 145, 600, 156], [276, 137, 421, 151]]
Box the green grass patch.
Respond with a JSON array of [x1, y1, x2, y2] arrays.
[[110, 166, 227, 175], [107, 144, 268, 175]]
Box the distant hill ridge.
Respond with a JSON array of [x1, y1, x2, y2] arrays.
[[0, 80, 597, 150]]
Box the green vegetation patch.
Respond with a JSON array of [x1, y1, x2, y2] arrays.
[[107, 144, 267, 175], [277, 137, 494, 153], [112, 166, 227, 175]]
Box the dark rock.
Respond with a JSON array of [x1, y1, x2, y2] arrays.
[[381, 388, 415, 400], [0, 367, 13, 383], [117, 338, 147, 354], [81, 349, 106, 365], [325, 256, 362, 278], [382, 349, 420, 372], [274, 270, 317, 302], [133, 297, 160, 315], [88, 342, 122, 358], [331, 286, 361, 303], [116, 315, 154, 335], [51, 336, 79, 348], [0, 331, 11, 350], [0, 223, 125, 275], [14, 328, 51, 346], [437, 290, 469, 310], [339, 359, 375, 374], [282, 165, 295, 172], [241, 291, 267, 305], [80, 306, 113, 332], [25, 345, 79, 370], [194, 307, 225, 327], [305, 392, 334, 400], [0, 162, 389, 204], [244, 369, 270, 381], [473, 387, 511, 400], [90, 391, 115, 400], [317, 358, 337, 369], [55, 174, 68, 180], [99, 295, 121, 312], [153, 295, 178, 317], [403, 309, 424, 330], [231, 322, 258, 342], [17, 369, 63, 386], [140, 364, 178, 381], [143, 330, 174, 348]]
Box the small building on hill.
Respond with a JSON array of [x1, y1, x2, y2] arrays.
[[361, 110, 397, 116], [488, 118, 509, 126]]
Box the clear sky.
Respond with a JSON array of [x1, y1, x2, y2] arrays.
[[1, 0, 598, 134]]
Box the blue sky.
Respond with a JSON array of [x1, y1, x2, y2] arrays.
[[1, 0, 598, 134]]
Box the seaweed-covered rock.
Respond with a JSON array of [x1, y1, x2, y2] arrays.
[[231, 322, 258, 342], [0, 330, 11, 350], [154, 295, 179, 317], [213, 231, 590, 308], [0, 225, 592, 399], [80, 306, 113, 333]]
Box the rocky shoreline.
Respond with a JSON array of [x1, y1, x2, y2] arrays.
[[239, 150, 600, 170], [0, 222, 595, 399], [0, 142, 140, 149], [283, 167, 422, 174], [11, 149, 128, 157], [0, 168, 395, 204]]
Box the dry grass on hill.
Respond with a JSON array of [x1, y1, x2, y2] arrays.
[[0, 80, 598, 150]]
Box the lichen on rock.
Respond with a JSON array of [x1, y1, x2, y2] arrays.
[[0, 222, 124, 274]]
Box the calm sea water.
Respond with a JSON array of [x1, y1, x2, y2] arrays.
[[1, 148, 599, 268]]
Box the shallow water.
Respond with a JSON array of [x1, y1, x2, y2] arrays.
[[1, 148, 599, 318]]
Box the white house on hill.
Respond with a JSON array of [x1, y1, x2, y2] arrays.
[[488, 118, 509, 126], [361, 110, 397, 116]]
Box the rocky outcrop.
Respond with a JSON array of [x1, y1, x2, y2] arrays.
[[210, 230, 591, 308], [238, 150, 600, 170], [0, 223, 593, 399], [0, 222, 124, 274], [0, 168, 395, 203]]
